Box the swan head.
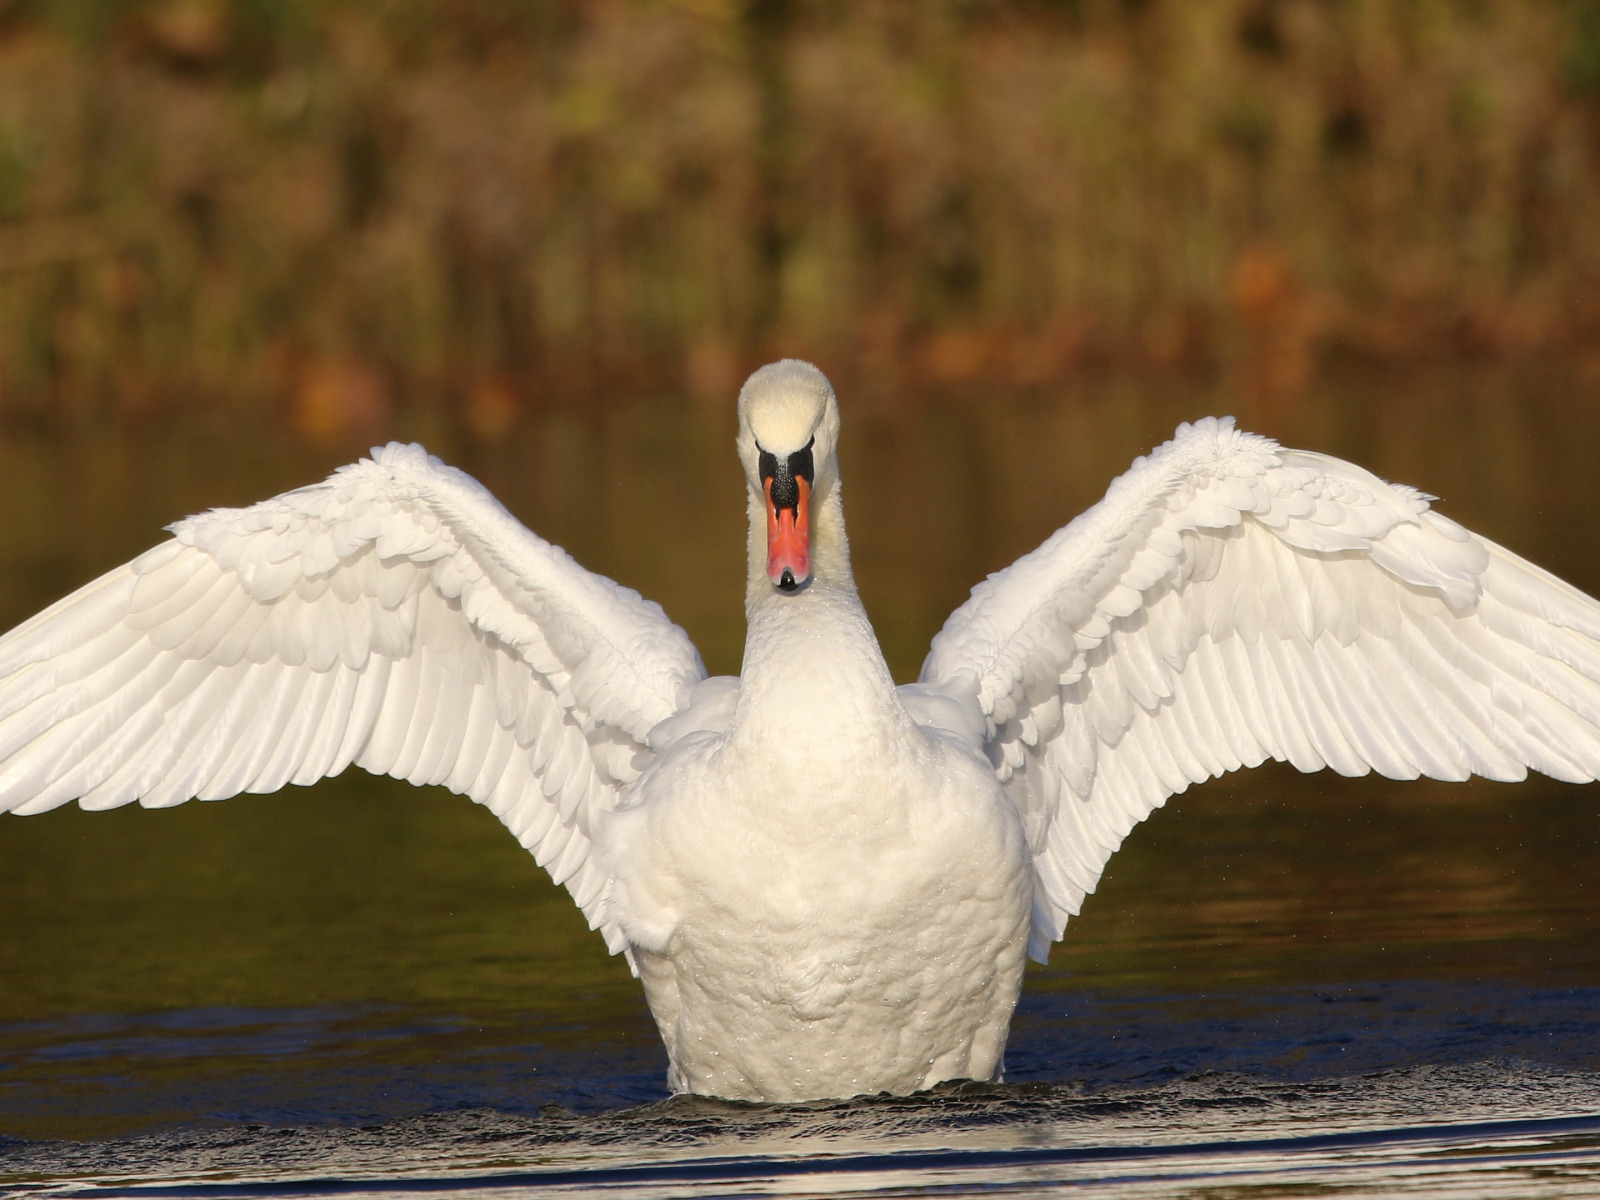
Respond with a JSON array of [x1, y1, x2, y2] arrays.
[[736, 360, 841, 594]]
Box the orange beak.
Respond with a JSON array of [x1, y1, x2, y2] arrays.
[[766, 475, 811, 591]]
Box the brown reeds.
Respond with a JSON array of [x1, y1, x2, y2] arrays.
[[0, 0, 1596, 436]]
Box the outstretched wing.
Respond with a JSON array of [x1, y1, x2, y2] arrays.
[[0, 443, 706, 951], [922, 417, 1600, 962]]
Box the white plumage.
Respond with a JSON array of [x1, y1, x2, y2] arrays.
[[921, 418, 1600, 962], [0, 442, 702, 949], [3, 360, 1599, 1101]]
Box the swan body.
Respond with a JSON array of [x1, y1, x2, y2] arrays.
[[4, 359, 1600, 1102]]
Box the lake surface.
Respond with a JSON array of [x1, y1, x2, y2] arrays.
[[1, 362, 1599, 1196]]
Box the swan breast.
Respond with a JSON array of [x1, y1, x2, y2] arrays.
[[609, 719, 1032, 1100]]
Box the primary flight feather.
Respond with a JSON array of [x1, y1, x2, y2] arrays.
[[3, 359, 1598, 1101]]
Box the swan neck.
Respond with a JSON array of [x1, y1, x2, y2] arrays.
[[734, 482, 902, 745]]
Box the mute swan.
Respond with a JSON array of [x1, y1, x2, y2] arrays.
[[3, 359, 1599, 1103]]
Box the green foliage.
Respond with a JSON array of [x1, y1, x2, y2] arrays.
[[0, 1, 1593, 429], [1569, 0, 1600, 94]]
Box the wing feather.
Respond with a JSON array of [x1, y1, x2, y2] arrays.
[[924, 417, 1600, 960], [0, 443, 706, 947]]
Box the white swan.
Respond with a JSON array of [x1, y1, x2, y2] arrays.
[[3, 359, 1600, 1102]]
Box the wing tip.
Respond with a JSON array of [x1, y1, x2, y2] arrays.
[[365, 441, 436, 470]]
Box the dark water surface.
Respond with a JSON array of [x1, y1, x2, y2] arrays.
[[2, 364, 1600, 1195]]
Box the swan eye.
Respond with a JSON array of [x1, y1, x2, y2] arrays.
[[789, 440, 815, 485]]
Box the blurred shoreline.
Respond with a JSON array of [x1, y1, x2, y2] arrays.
[[0, 1, 1598, 441]]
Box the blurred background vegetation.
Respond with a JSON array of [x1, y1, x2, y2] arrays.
[[0, 0, 1597, 445]]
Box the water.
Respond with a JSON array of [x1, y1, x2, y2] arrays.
[[2, 363, 1600, 1195]]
